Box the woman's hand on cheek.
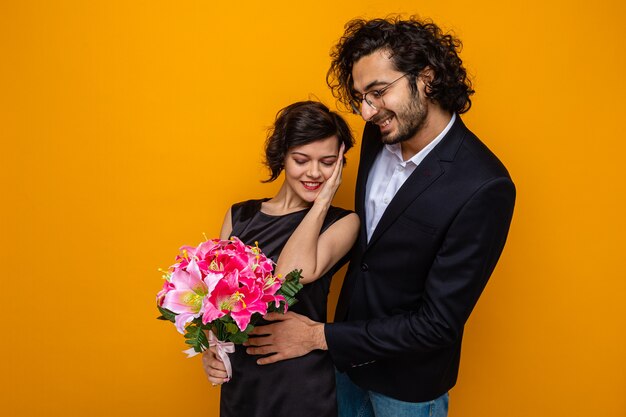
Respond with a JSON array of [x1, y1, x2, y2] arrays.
[[315, 143, 345, 206]]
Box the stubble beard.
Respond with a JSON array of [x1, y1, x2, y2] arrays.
[[379, 94, 428, 145]]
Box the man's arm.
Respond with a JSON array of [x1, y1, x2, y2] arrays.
[[244, 311, 327, 365]]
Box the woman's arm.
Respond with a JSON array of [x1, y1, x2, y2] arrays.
[[275, 145, 359, 284], [219, 207, 232, 240], [275, 210, 359, 284]]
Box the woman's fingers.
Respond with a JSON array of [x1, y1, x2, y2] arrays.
[[202, 348, 230, 385], [332, 143, 346, 181]]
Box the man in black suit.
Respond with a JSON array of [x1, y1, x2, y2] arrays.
[[241, 17, 515, 416]]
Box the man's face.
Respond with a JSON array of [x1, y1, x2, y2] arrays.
[[351, 49, 428, 145]]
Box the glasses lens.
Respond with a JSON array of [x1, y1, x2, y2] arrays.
[[364, 92, 381, 110]]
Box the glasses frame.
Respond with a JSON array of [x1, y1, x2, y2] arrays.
[[351, 73, 412, 115]]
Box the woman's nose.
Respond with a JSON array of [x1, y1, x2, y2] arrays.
[[307, 163, 321, 178]]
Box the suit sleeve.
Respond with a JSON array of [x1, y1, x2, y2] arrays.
[[325, 176, 516, 371]]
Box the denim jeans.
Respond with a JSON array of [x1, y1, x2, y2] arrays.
[[335, 370, 449, 417]]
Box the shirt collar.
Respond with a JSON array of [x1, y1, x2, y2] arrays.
[[383, 113, 457, 165]]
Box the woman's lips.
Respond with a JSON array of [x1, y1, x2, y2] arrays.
[[302, 181, 322, 190]]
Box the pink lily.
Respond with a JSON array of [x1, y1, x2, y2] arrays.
[[202, 270, 269, 331], [161, 259, 208, 333]]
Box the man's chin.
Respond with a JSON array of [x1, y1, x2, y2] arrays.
[[380, 123, 421, 145], [381, 132, 405, 145], [379, 126, 397, 143]]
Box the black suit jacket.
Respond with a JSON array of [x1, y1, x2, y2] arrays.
[[325, 116, 516, 402]]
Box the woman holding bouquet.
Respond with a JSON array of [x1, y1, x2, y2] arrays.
[[203, 100, 359, 417]]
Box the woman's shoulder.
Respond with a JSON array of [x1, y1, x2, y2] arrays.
[[322, 206, 356, 231], [231, 198, 269, 222], [231, 198, 266, 210], [327, 205, 354, 216]]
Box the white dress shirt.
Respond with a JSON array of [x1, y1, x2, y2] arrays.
[[364, 113, 456, 242]]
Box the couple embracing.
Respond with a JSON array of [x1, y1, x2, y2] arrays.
[[202, 16, 515, 417]]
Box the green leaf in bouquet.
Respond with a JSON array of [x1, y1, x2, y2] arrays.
[[228, 331, 249, 344], [224, 322, 239, 334], [183, 324, 209, 352], [157, 305, 177, 323], [212, 320, 228, 341], [227, 323, 254, 344], [280, 281, 301, 297], [219, 315, 234, 324], [273, 269, 304, 309], [283, 268, 303, 283]]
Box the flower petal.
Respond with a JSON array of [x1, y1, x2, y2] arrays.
[[162, 290, 203, 314], [230, 309, 252, 332], [201, 300, 225, 325], [204, 271, 223, 296], [170, 266, 207, 295], [174, 312, 196, 334]]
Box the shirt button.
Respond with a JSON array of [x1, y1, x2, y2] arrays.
[[361, 263, 369, 272], [383, 198, 389, 204]]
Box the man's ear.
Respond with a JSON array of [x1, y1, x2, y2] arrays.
[[419, 66, 435, 94]]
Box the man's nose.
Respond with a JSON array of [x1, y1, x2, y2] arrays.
[[360, 101, 379, 121]]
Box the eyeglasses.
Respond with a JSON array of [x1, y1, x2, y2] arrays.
[[351, 73, 411, 114]]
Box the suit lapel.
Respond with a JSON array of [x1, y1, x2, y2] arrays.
[[355, 123, 383, 250], [365, 156, 443, 249]]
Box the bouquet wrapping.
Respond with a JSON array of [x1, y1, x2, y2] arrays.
[[156, 236, 302, 378]]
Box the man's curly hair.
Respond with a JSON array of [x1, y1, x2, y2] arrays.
[[327, 16, 474, 114]]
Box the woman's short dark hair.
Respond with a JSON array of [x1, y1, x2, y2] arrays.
[[263, 101, 354, 182], [327, 16, 474, 114]]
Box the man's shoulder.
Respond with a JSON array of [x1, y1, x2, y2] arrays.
[[450, 122, 512, 183]]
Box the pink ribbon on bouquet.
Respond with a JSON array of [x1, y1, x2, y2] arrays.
[[182, 331, 235, 379], [208, 330, 235, 379]]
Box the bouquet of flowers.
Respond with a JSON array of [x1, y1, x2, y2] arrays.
[[156, 236, 302, 378]]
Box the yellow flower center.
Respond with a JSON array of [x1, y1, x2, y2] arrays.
[[209, 257, 222, 271], [263, 274, 277, 291], [182, 292, 203, 313], [232, 291, 247, 309]]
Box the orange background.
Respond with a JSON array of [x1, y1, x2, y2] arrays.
[[1, 1, 625, 416]]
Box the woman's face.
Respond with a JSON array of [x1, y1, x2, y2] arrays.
[[283, 135, 340, 204]]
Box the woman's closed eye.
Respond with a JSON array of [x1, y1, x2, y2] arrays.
[[320, 157, 338, 167]]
